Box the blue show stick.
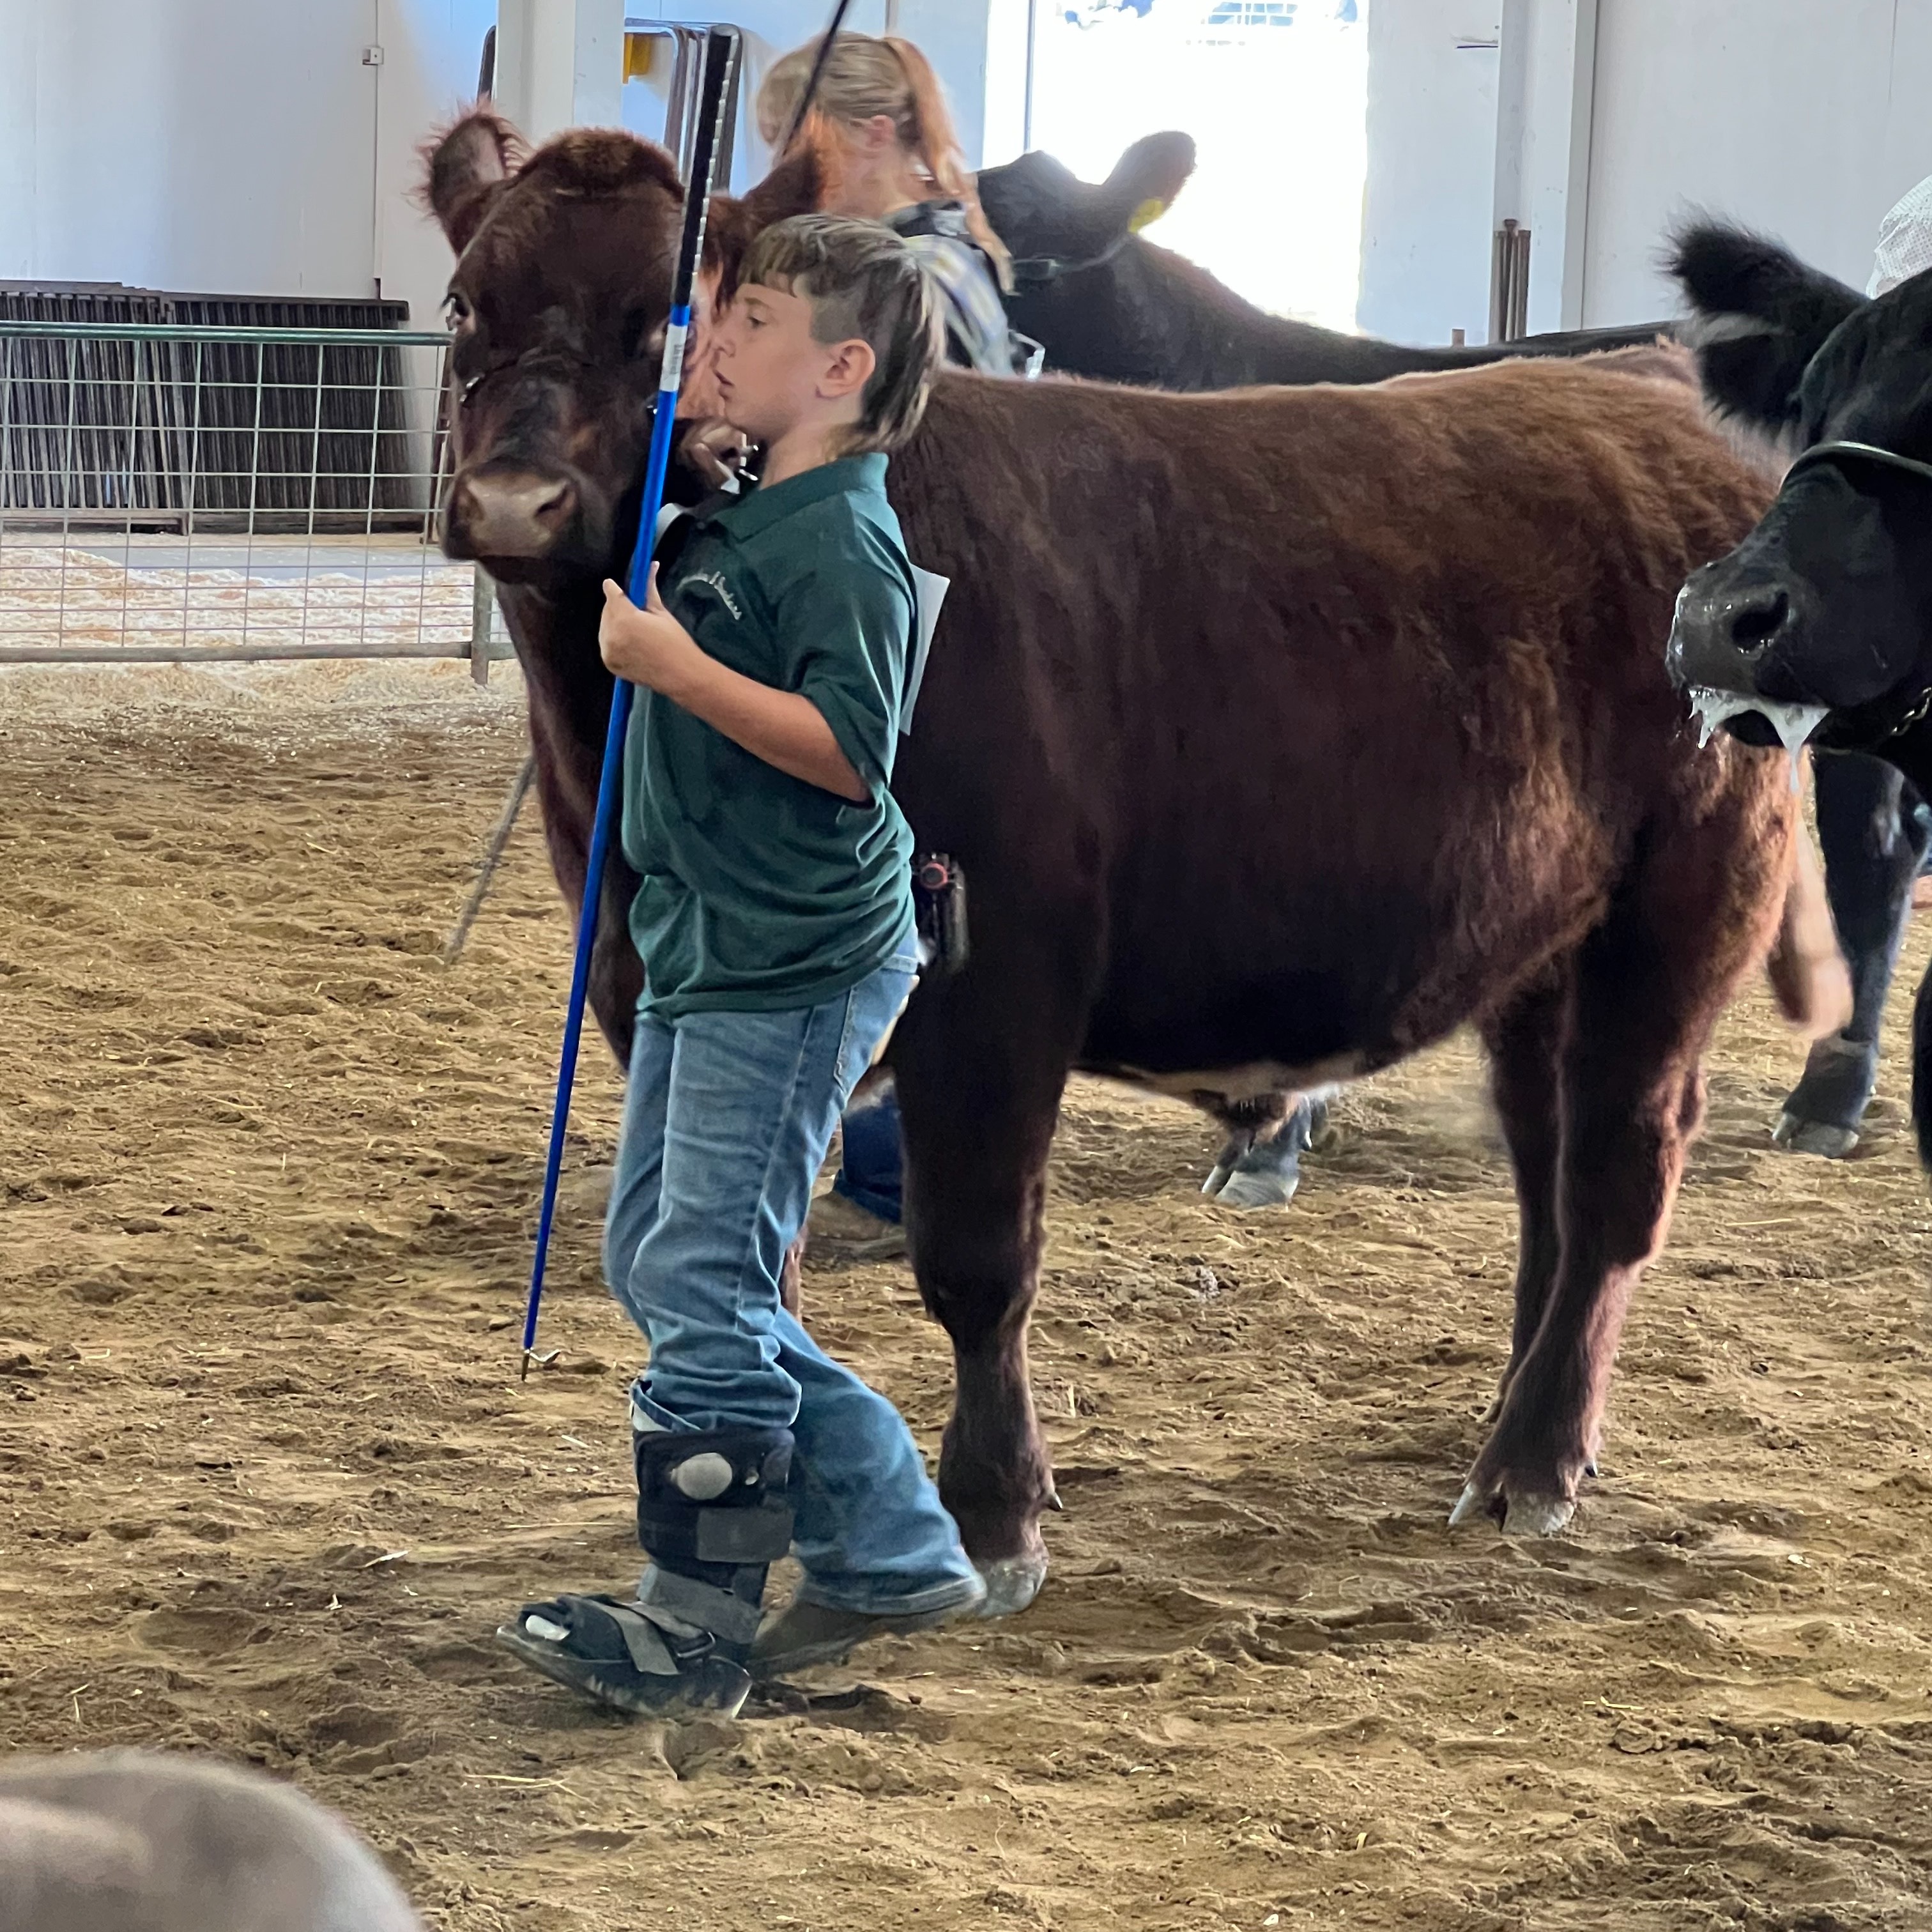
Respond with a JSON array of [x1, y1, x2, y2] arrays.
[[519, 26, 740, 1379]]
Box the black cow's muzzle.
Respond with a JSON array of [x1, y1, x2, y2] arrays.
[[1667, 566, 1832, 761]]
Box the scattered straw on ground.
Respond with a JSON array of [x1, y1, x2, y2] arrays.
[[0, 542, 473, 654], [5, 671, 1932, 1931]]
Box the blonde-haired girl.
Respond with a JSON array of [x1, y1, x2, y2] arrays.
[[757, 33, 1038, 379]]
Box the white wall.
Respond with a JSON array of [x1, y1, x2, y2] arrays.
[[0, 0, 997, 334], [0, 0, 495, 328], [1490, 0, 1593, 332], [1579, 0, 1932, 324], [378, 0, 509, 326], [496, 0, 623, 139], [0, 1, 382, 300], [1356, 0, 1502, 346], [1363, 0, 1932, 340]]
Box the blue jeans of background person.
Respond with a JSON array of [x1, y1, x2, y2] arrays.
[[603, 948, 979, 1616], [834, 1085, 905, 1223]]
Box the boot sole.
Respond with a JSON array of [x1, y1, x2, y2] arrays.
[[749, 1594, 985, 1678], [496, 1621, 750, 1719]]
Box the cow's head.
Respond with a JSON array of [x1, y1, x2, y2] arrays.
[[1667, 222, 1932, 752], [421, 109, 817, 583], [976, 132, 1195, 285]]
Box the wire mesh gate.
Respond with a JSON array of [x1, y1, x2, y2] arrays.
[[0, 319, 508, 680]]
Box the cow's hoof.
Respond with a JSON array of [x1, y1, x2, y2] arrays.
[[1448, 1482, 1575, 1537], [1770, 1112, 1860, 1160], [1772, 1034, 1876, 1159], [972, 1553, 1047, 1618], [1214, 1167, 1301, 1209], [1499, 1491, 1575, 1537]]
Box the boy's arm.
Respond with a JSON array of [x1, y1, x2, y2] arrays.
[[599, 574, 866, 802]]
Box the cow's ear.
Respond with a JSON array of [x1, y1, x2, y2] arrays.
[[707, 151, 825, 299], [1669, 220, 1864, 433], [735, 150, 825, 233], [420, 108, 526, 254], [1103, 130, 1196, 235]]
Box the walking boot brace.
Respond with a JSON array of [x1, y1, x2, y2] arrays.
[[633, 1427, 795, 1648]]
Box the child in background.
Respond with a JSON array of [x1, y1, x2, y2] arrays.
[[759, 31, 1034, 378]]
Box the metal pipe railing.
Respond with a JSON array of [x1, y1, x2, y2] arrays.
[[1490, 219, 1532, 344], [0, 319, 507, 678]]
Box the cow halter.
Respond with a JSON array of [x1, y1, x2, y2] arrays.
[[452, 341, 653, 413], [1008, 195, 1172, 290], [1782, 437, 1932, 491], [1777, 438, 1932, 743]]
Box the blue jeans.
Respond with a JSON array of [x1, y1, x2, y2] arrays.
[[604, 948, 979, 1616], [834, 1085, 905, 1223]]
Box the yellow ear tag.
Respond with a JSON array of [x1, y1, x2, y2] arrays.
[[1128, 196, 1168, 233]]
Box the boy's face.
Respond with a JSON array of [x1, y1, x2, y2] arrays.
[[709, 281, 871, 445]]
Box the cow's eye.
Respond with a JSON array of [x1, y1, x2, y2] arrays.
[[624, 307, 661, 361]]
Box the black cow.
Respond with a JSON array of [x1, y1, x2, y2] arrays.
[[974, 134, 1669, 390], [1667, 222, 1932, 1160]]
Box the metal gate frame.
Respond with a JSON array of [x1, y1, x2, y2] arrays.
[[0, 319, 509, 683]]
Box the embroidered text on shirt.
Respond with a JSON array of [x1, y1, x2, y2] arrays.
[[684, 570, 743, 620]]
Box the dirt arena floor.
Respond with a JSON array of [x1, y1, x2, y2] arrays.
[[8, 665, 1932, 1931]]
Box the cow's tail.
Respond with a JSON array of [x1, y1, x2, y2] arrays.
[[1765, 813, 1852, 1036]]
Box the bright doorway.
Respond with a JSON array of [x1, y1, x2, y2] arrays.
[[1023, 0, 1370, 331]]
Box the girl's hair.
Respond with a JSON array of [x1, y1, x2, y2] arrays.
[[756, 33, 1013, 290], [740, 214, 944, 457]]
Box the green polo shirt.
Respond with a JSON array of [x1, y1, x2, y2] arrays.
[[619, 452, 917, 1020]]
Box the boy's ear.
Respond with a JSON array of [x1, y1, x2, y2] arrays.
[[820, 335, 878, 401]]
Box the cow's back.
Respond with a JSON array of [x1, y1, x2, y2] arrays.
[[886, 359, 1779, 1077]]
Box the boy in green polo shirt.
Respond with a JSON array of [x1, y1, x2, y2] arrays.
[[498, 215, 984, 1719]]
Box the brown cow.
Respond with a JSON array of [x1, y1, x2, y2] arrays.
[[423, 116, 1839, 1607]]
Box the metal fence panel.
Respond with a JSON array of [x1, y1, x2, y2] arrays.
[[0, 320, 507, 679]]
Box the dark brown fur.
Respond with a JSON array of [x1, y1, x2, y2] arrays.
[[423, 116, 1819, 1575]]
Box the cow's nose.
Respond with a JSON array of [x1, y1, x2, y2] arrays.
[[1668, 565, 1799, 693], [1722, 584, 1795, 657], [449, 470, 578, 558]]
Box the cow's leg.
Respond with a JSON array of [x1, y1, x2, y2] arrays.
[[1914, 967, 1932, 1171], [586, 859, 645, 1067], [1455, 820, 1779, 1536], [890, 966, 1083, 1616], [1477, 972, 1567, 1410], [1777, 753, 1925, 1156]]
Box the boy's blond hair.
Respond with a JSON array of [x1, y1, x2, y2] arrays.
[[742, 213, 944, 457]]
